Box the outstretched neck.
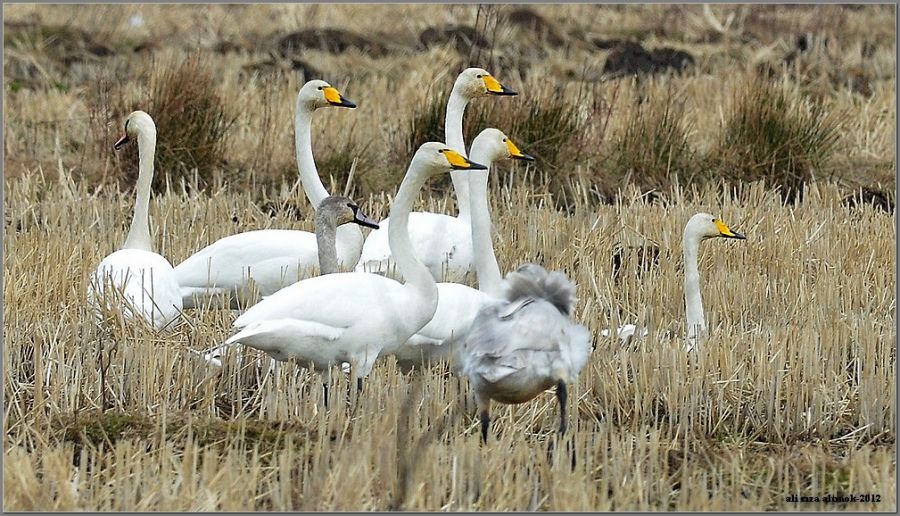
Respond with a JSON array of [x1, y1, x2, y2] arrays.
[[295, 98, 329, 208], [315, 214, 340, 275], [122, 130, 155, 251], [468, 145, 503, 297], [445, 89, 471, 220], [389, 159, 439, 328], [683, 233, 705, 344]]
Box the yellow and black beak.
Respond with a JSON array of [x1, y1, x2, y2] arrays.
[[442, 149, 488, 170], [113, 134, 130, 150], [351, 205, 380, 230], [714, 219, 746, 240], [506, 138, 535, 162], [482, 74, 517, 96], [323, 86, 357, 108]]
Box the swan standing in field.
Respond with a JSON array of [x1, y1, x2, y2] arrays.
[[222, 143, 487, 398], [356, 68, 517, 282], [202, 196, 379, 368], [457, 264, 591, 442], [174, 80, 359, 309], [388, 129, 534, 370], [88, 111, 183, 331], [602, 213, 746, 351]]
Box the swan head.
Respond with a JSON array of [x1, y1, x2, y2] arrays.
[[299, 80, 357, 109], [685, 213, 746, 241], [114, 111, 156, 150], [471, 128, 535, 163], [317, 196, 379, 229], [454, 68, 517, 98], [413, 142, 489, 175]]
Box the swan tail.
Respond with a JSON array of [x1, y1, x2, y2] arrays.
[[502, 264, 577, 316]]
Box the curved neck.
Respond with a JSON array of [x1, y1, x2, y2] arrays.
[[683, 233, 705, 344], [315, 213, 339, 275], [389, 158, 439, 325], [122, 130, 155, 251], [468, 145, 503, 297], [445, 89, 471, 220], [295, 98, 329, 208]]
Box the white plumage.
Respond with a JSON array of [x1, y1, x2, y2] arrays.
[[88, 111, 182, 331], [356, 68, 517, 282], [223, 143, 488, 395], [174, 80, 360, 308], [385, 128, 535, 371]]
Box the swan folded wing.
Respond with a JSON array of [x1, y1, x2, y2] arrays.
[[233, 271, 404, 329], [461, 297, 594, 383], [357, 213, 471, 280], [413, 283, 491, 343], [174, 230, 318, 289], [90, 249, 182, 329], [225, 319, 346, 362]]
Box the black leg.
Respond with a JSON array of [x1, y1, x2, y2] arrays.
[[323, 382, 329, 409], [480, 409, 490, 444], [556, 381, 568, 435], [357, 377, 363, 393]]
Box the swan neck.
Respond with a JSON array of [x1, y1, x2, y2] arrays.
[[315, 214, 340, 275], [683, 233, 705, 341], [295, 98, 328, 208], [123, 130, 155, 251], [389, 158, 439, 326], [445, 90, 471, 220], [467, 145, 503, 297]]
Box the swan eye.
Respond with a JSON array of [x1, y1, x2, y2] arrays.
[[438, 149, 444, 153], [711, 218, 716, 223], [502, 138, 507, 142], [476, 74, 483, 78], [317, 86, 323, 90]]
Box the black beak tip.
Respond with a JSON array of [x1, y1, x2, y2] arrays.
[[519, 153, 536, 162], [340, 98, 357, 108], [365, 222, 380, 230], [494, 88, 518, 96], [466, 161, 488, 170]]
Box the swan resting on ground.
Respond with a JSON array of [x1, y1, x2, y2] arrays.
[[355, 68, 517, 282], [602, 213, 745, 351], [456, 264, 591, 442], [221, 143, 487, 399], [88, 111, 182, 331], [174, 80, 359, 309], [387, 128, 534, 371]]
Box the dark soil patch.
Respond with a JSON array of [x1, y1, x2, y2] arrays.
[[506, 8, 566, 47], [275, 28, 388, 58], [841, 186, 894, 213], [602, 41, 694, 78], [418, 25, 489, 54], [241, 56, 321, 81]]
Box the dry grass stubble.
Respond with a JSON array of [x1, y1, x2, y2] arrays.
[[3, 172, 895, 511]]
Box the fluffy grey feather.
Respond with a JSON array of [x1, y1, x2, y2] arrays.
[[501, 263, 577, 315]]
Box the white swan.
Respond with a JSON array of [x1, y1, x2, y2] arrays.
[[222, 143, 487, 394], [456, 264, 592, 442], [681, 213, 745, 351], [355, 68, 517, 282], [602, 213, 745, 351], [173, 80, 359, 309], [388, 129, 534, 370], [88, 111, 182, 331], [202, 196, 378, 368]]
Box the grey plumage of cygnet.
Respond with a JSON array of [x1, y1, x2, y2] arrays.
[[456, 263, 592, 442], [314, 196, 380, 275]]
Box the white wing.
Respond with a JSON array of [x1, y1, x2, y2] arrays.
[[89, 249, 183, 331], [355, 213, 473, 282]]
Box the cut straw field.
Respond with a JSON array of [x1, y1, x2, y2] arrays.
[[3, 3, 897, 512]]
